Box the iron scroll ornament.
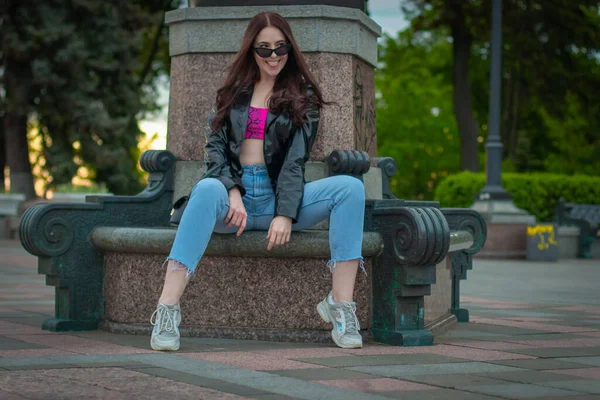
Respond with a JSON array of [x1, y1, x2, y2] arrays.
[[371, 202, 451, 266]]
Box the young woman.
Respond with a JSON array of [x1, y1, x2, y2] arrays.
[[150, 12, 365, 351]]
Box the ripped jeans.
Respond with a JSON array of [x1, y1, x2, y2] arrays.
[[167, 164, 365, 276]]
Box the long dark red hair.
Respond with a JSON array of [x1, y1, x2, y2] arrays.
[[211, 12, 326, 130]]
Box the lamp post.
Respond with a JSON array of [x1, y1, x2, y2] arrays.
[[480, 0, 509, 200], [471, 0, 535, 258]]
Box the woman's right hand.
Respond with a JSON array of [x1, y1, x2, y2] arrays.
[[225, 187, 247, 236]]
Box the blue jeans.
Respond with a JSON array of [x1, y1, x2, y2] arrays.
[[167, 164, 365, 274]]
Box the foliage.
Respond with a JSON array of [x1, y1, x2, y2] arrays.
[[434, 172, 600, 222], [1, 0, 180, 196], [393, 0, 600, 180], [54, 182, 109, 194], [376, 30, 463, 200]]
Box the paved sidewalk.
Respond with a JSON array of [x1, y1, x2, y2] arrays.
[[1, 239, 600, 399]]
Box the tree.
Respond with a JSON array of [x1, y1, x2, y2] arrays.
[[400, 0, 600, 177], [0, 0, 179, 199], [376, 30, 463, 200], [401, 0, 490, 172]]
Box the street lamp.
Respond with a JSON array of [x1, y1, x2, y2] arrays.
[[471, 0, 535, 258]]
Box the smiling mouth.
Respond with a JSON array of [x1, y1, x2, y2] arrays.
[[266, 60, 281, 67]]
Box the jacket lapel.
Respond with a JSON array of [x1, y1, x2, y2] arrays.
[[232, 84, 253, 141]]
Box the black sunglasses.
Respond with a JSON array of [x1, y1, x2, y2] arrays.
[[253, 43, 292, 59]]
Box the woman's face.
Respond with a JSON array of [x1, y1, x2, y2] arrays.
[[253, 26, 289, 79]]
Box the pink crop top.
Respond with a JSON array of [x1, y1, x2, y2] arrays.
[[244, 107, 268, 140]]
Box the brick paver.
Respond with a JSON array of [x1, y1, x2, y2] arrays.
[[1, 239, 600, 399]]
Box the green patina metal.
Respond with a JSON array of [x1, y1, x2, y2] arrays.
[[365, 198, 449, 346], [371, 158, 488, 345], [20, 150, 176, 332], [441, 209, 487, 323], [554, 198, 600, 259]]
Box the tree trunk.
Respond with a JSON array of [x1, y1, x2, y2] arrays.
[[450, 2, 480, 172], [4, 113, 35, 199], [3, 62, 36, 199]]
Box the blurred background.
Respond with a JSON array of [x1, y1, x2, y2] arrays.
[[1, 0, 599, 224]]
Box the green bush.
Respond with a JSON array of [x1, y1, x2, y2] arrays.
[[434, 172, 600, 222], [54, 183, 109, 194]]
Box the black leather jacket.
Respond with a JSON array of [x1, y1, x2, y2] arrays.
[[203, 84, 320, 223]]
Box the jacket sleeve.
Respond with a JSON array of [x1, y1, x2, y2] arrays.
[[203, 105, 245, 196], [275, 104, 320, 223]]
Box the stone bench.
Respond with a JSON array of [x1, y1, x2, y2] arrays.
[[555, 198, 600, 259], [19, 150, 486, 346]]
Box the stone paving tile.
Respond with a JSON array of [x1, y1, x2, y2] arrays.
[[269, 368, 376, 381], [533, 396, 600, 400], [252, 348, 352, 359], [438, 330, 511, 340], [128, 353, 239, 372], [499, 317, 564, 323], [0, 389, 28, 399], [0, 337, 46, 350], [474, 370, 589, 384], [4, 333, 155, 355], [450, 323, 549, 336], [136, 366, 272, 397], [508, 338, 600, 348], [553, 306, 600, 314], [505, 347, 600, 358], [70, 331, 156, 349], [460, 382, 585, 398], [0, 357, 57, 367], [579, 332, 600, 338], [461, 296, 531, 306], [180, 351, 327, 370], [483, 310, 564, 318], [0, 348, 79, 358], [0, 368, 250, 399], [546, 368, 600, 379], [379, 388, 505, 399], [536, 380, 600, 394], [337, 345, 433, 356], [241, 394, 299, 400], [398, 373, 509, 389], [314, 378, 436, 392], [11, 305, 54, 315], [445, 340, 537, 350], [425, 344, 536, 361], [0, 316, 49, 329], [556, 357, 600, 367], [0, 321, 53, 335], [348, 362, 524, 377], [3, 363, 76, 371], [506, 334, 589, 341], [486, 359, 593, 370], [471, 317, 598, 333], [294, 354, 466, 367], [231, 375, 390, 400]]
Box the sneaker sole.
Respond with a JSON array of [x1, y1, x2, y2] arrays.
[[316, 300, 362, 349], [150, 337, 180, 351]]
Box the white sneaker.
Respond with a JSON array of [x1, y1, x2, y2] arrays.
[[317, 292, 363, 349], [150, 303, 181, 351]]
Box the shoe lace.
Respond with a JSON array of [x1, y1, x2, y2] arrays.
[[340, 301, 360, 333], [150, 304, 176, 333]]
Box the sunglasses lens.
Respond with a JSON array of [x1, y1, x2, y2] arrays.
[[255, 48, 272, 58], [274, 44, 291, 56]]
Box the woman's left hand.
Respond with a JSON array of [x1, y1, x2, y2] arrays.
[[267, 216, 292, 250]]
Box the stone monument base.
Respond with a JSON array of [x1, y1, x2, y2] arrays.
[[471, 199, 536, 259]]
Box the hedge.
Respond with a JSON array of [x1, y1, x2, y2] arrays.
[[434, 172, 600, 222]]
